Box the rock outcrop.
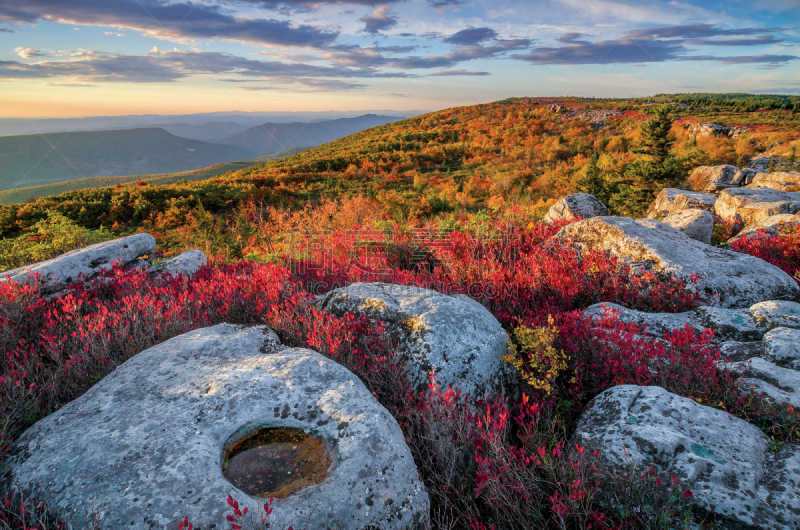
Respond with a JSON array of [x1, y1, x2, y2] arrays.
[[573, 385, 800, 530], [714, 187, 800, 225], [763, 328, 800, 370], [750, 172, 800, 192], [315, 283, 511, 397], [647, 188, 716, 219], [687, 165, 755, 192], [0, 234, 156, 293], [555, 217, 799, 308], [660, 209, 713, 244], [728, 357, 800, 412], [149, 249, 207, 278], [544, 193, 609, 223], [1, 324, 429, 530], [729, 214, 800, 244]]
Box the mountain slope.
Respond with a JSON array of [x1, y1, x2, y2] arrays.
[[213, 114, 402, 157], [0, 128, 252, 191]]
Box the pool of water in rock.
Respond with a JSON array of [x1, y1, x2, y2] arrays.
[[222, 427, 332, 498]]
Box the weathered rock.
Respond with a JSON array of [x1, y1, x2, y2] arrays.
[[751, 300, 800, 331], [555, 217, 799, 308], [647, 188, 717, 219], [150, 250, 207, 278], [750, 172, 800, 192], [315, 283, 511, 397], [763, 328, 800, 370], [573, 385, 800, 530], [714, 187, 800, 225], [544, 193, 609, 223], [1, 324, 429, 529], [660, 209, 713, 244], [0, 234, 156, 292], [728, 357, 800, 412], [750, 156, 779, 173], [584, 303, 766, 342], [729, 214, 800, 244], [686, 165, 752, 192], [719, 340, 764, 362]]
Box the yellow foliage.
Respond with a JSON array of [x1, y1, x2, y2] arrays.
[[503, 315, 573, 394]]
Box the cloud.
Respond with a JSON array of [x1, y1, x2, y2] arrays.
[[239, 78, 367, 90], [0, 0, 337, 47], [428, 0, 463, 8], [429, 69, 490, 76], [360, 6, 397, 35], [443, 27, 498, 45], [15, 47, 49, 58], [513, 24, 796, 65], [391, 39, 532, 69]]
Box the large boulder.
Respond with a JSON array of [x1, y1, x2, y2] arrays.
[[0, 234, 156, 293], [149, 250, 207, 278], [555, 217, 799, 308], [715, 187, 800, 225], [660, 208, 713, 244], [1, 324, 429, 529], [729, 214, 800, 244], [315, 283, 511, 397], [763, 328, 800, 370], [750, 172, 800, 192], [728, 357, 800, 412], [544, 193, 609, 223], [647, 188, 717, 219], [686, 164, 753, 192], [573, 385, 800, 530]]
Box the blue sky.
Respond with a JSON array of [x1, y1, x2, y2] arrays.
[[0, 0, 798, 117]]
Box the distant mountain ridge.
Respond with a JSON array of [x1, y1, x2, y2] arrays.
[[0, 128, 252, 191], [213, 114, 403, 157]]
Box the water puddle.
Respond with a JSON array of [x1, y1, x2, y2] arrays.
[[222, 427, 332, 498]]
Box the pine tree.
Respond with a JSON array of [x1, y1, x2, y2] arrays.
[[637, 105, 675, 165], [578, 151, 606, 199]]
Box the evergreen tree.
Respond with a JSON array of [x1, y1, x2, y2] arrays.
[[767, 157, 777, 173], [637, 105, 675, 165], [578, 151, 607, 200]]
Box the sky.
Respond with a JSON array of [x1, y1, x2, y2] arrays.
[[0, 0, 798, 118]]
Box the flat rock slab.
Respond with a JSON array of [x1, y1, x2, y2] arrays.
[[729, 214, 800, 244], [1, 234, 156, 292], [750, 172, 800, 192], [1, 324, 429, 530], [647, 188, 717, 219], [573, 385, 800, 529], [728, 357, 800, 412], [555, 217, 798, 308], [686, 165, 751, 193], [751, 301, 800, 331], [763, 328, 800, 370], [719, 340, 765, 362], [544, 193, 609, 223], [150, 250, 207, 278], [584, 303, 766, 341], [316, 283, 511, 397]]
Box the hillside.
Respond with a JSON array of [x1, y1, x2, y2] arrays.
[[0, 128, 253, 190], [0, 146, 312, 205], [213, 114, 403, 157]]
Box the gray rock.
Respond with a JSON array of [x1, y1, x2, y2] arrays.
[[763, 328, 800, 370], [750, 172, 800, 192], [555, 217, 799, 308], [719, 340, 764, 362], [728, 357, 800, 412], [150, 250, 207, 278], [729, 214, 800, 245], [544, 193, 609, 223], [573, 385, 800, 530], [647, 188, 717, 219], [660, 209, 713, 244], [0, 234, 156, 292], [316, 283, 510, 397], [751, 300, 800, 331], [686, 164, 748, 192], [714, 187, 800, 224], [584, 303, 765, 342], [1, 324, 429, 530]]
